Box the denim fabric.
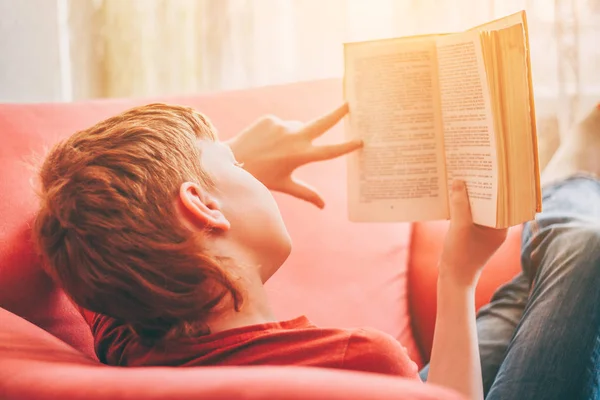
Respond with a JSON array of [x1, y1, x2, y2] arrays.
[[421, 175, 600, 399]]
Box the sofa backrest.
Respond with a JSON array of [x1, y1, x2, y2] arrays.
[[0, 79, 422, 364]]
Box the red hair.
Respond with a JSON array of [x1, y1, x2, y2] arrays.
[[33, 103, 243, 341]]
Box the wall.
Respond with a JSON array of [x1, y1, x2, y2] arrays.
[[0, 0, 67, 103]]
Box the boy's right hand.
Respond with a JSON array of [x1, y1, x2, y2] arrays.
[[227, 104, 362, 209], [439, 180, 508, 287]]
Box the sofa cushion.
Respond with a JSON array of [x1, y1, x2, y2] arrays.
[[408, 221, 523, 360], [0, 307, 97, 365], [0, 79, 422, 365], [1, 307, 462, 400]]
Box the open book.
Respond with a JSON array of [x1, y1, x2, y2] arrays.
[[344, 11, 541, 228]]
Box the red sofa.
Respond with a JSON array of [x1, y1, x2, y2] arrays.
[[0, 79, 522, 399]]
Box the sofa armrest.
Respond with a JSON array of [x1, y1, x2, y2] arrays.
[[407, 221, 522, 362]]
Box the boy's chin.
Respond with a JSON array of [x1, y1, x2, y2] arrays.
[[260, 238, 292, 283]]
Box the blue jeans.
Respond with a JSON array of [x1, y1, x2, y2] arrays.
[[420, 175, 600, 399]]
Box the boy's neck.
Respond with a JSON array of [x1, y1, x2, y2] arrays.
[[205, 267, 277, 334], [202, 237, 281, 334]]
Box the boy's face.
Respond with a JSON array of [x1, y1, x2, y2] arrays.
[[190, 140, 292, 282]]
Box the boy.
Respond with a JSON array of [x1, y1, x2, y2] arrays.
[[33, 102, 600, 400]]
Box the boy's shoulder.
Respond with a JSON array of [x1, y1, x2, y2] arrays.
[[87, 312, 419, 379], [342, 327, 420, 378]]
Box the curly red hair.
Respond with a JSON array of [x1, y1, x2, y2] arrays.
[[33, 103, 243, 341]]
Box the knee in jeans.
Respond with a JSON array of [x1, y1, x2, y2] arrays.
[[560, 225, 600, 253], [540, 224, 600, 278]]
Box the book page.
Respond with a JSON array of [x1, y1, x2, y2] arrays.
[[344, 37, 448, 222], [435, 32, 498, 227], [469, 10, 524, 32], [472, 11, 542, 213]]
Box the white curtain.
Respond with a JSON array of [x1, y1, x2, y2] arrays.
[[65, 0, 600, 164]]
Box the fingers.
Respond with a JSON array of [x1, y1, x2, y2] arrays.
[[283, 120, 304, 132], [311, 140, 363, 161], [303, 103, 349, 140], [449, 180, 473, 224], [255, 114, 283, 127], [282, 178, 325, 209]]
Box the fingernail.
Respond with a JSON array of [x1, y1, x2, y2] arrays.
[[452, 180, 464, 191]]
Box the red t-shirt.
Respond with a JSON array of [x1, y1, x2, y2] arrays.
[[88, 313, 421, 379]]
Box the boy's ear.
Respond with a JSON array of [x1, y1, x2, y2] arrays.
[[179, 182, 230, 231]]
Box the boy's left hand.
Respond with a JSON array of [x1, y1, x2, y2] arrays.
[[440, 180, 508, 287], [227, 104, 362, 208]]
